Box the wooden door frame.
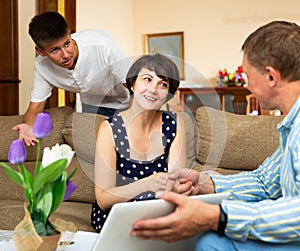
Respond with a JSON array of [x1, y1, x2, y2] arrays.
[[0, 0, 20, 115]]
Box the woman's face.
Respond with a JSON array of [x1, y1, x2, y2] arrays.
[[132, 67, 170, 110]]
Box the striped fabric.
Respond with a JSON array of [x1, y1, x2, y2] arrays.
[[211, 95, 300, 243]]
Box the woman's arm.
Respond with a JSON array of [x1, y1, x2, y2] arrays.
[[94, 120, 169, 210], [167, 113, 187, 172]]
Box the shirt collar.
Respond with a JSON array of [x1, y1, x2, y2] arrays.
[[278, 95, 300, 130]]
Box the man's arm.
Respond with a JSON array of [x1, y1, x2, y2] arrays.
[[12, 101, 46, 146], [211, 147, 282, 202]]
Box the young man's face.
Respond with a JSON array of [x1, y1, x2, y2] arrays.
[[36, 34, 78, 70]]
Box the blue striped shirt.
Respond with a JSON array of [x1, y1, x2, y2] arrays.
[[211, 95, 300, 243]]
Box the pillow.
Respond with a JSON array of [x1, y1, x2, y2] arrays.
[[62, 112, 107, 183], [196, 107, 284, 171], [178, 112, 197, 168], [0, 106, 73, 161]]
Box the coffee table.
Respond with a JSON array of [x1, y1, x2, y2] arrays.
[[0, 230, 98, 251]]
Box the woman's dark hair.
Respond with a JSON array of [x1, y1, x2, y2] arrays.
[[29, 11, 70, 48], [126, 54, 180, 101]]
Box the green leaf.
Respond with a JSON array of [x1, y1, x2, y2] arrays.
[[18, 164, 34, 187], [67, 167, 77, 180], [33, 159, 67, 194], [36, 182, 53, 221], [0, 162, 26, 188], [18, 164, 33, 200], [50, 171, 67, 215]]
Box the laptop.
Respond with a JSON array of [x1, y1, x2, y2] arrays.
[[91, 192, 230, 251]]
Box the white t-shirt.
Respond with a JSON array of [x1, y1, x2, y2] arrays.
[[31, 29, 130, 109]]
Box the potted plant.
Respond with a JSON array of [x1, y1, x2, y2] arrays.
[[0, 112, 77, 251]]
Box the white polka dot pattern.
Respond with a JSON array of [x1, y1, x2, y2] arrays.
[[91, 111, 177, 233]]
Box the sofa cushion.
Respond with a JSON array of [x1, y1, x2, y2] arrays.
[[66, 157, 96, 204], [62, 112, 107, 188], [0, 161, 36, 202], [0, 199, 95, 232], [178, 112, 197, 168], [0, 106, 73, 161], [51, 201, 96, 232], [196, 107, 284, 171]]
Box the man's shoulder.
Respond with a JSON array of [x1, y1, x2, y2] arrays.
[[72, 29, 112, 42], [35, 55, 54, 68]]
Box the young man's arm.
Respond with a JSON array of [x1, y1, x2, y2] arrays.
[[12, 101, 46, 146]]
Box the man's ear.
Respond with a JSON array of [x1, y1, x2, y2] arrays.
[[35, 46, 46, 56], [265, 66, 279, 87]]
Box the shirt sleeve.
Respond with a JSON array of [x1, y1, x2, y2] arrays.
[[221, 196, 300, 243], [31, 60, 53, 102], [211, 147, 282, 202], [211, 146, 300, 243]]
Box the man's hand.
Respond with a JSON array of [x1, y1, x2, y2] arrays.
[[165, 169, 198, 195], [166, 169, 216, 195], [12, 123, 38, 146], [131, 192, 220, 242]]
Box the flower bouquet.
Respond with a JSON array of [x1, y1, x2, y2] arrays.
[[217, 66, 247, 86], [0, 112, 77, 251]]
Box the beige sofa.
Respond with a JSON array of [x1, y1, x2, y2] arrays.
[[0, 106, 284, 232]]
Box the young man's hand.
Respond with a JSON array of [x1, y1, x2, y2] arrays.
[[12, 123, 38, 146]]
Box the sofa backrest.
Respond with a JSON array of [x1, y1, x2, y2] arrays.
[[0, 106, 73, 161], [196, 106, 284, 172], [0, 106, 74, 203]]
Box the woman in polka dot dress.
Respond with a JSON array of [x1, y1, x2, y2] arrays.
[[91, 54, 187, 232]]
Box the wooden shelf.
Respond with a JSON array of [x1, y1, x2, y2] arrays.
[[173, 86, 258, 115]]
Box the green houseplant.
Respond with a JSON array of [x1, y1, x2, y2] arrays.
[[0, 112, 76, 250]]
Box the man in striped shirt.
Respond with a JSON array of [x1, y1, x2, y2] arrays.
[[131, 20, 300, 250]]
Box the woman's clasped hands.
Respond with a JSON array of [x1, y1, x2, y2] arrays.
[[145, 169, 200, 198], [151, 169, 203, 197]]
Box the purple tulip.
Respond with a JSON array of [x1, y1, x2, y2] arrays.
[[63, 180, 77, 201], [32, 112, 53, 139], [8, 139, 27, 164]]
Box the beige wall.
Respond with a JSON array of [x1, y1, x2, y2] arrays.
[[18, 0, 300, 114], [133, 0, 300, 84], [18, 0, 35, 114], [76, 0, 133, 56]]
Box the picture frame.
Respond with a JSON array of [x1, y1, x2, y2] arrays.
[[144, 32, 185, 80]]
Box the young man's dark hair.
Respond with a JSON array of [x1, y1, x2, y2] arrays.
[[29, 11, 70, 48]]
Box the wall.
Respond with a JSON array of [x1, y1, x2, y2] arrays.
[[18, 0, 35, 114], [133, 0, 300, 85], [18, 0, 300, 114], [76, 0, 133, 56]]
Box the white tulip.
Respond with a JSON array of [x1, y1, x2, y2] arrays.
[[42, 143, 75, 168]]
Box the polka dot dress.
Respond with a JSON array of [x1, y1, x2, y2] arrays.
[[91, 111, 177, 233]]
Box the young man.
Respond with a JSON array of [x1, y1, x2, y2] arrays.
[[131, 20, 300, 250], [14, 11, 130, 146]]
